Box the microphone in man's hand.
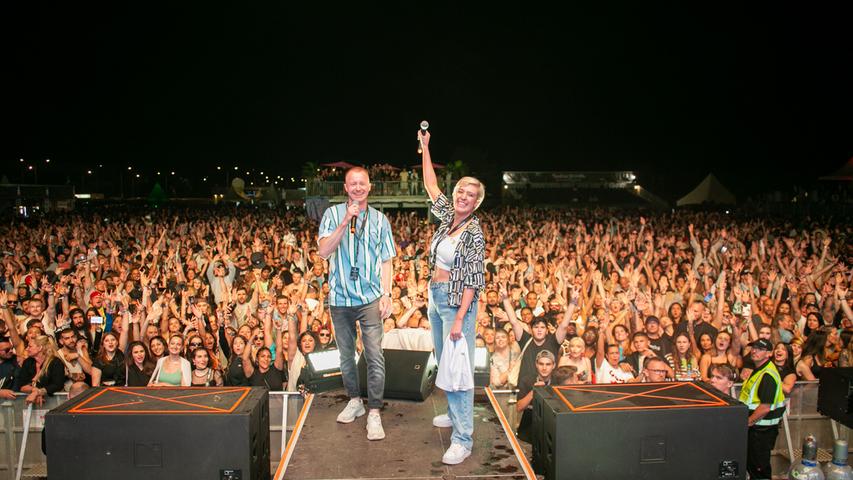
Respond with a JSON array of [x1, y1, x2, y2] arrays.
[[349, 201, 358, 234], [417, 120, 430, 154]]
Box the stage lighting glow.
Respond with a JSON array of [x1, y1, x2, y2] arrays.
[[306, 349, 342, 372], [427, 351, 438, 369], [474, 347, 489, 370]]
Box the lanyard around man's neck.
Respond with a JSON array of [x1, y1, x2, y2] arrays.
[[351, 205, 368, 261]]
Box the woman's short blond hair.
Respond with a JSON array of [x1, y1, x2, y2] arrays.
[[452, 176, 485, 210]]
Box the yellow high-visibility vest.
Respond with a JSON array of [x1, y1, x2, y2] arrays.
[[739, 360, 785, 426]]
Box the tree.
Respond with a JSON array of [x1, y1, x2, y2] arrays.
[[446, 159, 469, 178], [301, 161, 320, 180], [148, 182, 167, 207]]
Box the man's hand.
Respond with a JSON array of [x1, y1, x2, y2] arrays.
[[379, 295, 392, 320], [345, 201, 360, 223]]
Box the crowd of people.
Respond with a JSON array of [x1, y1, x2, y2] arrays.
[[314, 164, 460, 197], [316, 164, 412, 182], [0, 201, 850, 408]]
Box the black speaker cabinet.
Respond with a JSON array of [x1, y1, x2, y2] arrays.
[[818, 367, 853, 428], [46, 387, 270, 480], [532, 382, 747, 480], [358, 348, 437, 401]]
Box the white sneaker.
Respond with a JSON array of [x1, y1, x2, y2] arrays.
[[442, 443, 471, 465], [366, 412, 385, 440], [433, 413, 452, 428], [336, 398, 366, 424]]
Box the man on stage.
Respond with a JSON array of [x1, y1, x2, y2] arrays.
[[318, 167, 396, 441]]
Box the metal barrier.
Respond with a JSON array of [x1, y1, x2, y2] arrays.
[[731, 380, 850, 464], [0, 391, 304, 480], [1, 382, 847, 478]]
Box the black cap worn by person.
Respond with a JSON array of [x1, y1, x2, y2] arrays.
[[749, 338, 773, 351], [250, 252, 265, 268], [644, 316, 660, 324]]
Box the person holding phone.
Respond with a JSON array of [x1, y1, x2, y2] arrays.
[[317, 166, 396, 442], [420, 129, 487, 465]]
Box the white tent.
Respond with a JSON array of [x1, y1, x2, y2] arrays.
[[677, 173, 736, 206]]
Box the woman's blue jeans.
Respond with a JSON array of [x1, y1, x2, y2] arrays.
[[428, 282, 477, 450]]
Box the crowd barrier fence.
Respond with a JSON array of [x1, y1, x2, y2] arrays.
[[0, 381, 847, 479]]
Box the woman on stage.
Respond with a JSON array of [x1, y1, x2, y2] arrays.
[[419, 128, 486, 465]]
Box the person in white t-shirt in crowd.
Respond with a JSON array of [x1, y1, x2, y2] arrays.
[[595, 315, 634, 384]]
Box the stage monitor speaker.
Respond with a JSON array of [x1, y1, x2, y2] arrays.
[[532, 382, 747, 480], [303, 349, 344, 393], [46, 387, 270, 480], [358, 348, 437, 401], [818, 367, 853, 428]]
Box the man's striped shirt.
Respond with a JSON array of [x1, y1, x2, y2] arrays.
[[319, 203, 396, 307]]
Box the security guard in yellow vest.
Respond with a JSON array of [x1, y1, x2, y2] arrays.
[[739, 338, 785, 480]]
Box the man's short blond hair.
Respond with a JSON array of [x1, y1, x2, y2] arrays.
[[345, 166, 369, 182]]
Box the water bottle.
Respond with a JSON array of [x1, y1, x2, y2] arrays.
[[825, 440, 853, 480], [789, 435, 824, 480]]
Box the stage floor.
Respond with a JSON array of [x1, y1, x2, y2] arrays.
[[282, 389, 532, 479]]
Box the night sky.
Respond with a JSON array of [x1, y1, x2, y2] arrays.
[[9, 4, 852, 201]]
